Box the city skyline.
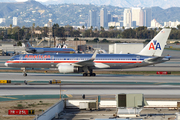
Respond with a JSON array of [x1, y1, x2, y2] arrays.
[[0, 0, 179, 28], [123, 7, 152, 28]]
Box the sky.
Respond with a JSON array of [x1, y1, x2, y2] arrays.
[[16, 0, 48, 2]]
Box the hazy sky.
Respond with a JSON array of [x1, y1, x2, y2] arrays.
[[16, 0, 48, 2]]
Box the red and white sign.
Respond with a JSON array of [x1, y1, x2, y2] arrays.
[[8, 110, 29, 115], [156, 71, 171, 75]]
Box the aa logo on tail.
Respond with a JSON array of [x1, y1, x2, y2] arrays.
[[149, 40, 161, 50]]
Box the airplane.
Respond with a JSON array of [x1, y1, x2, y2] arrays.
[[23, 41, 76, 54], [5, 28, 171, 76]]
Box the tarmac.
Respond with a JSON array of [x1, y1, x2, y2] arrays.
[[1, 73, 180, 99], [1, 48, 180, 120]]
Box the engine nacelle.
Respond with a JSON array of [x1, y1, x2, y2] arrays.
[[26, 48, 44, 53], [35, 49, 44, 53], [58, 64, 79, 73]]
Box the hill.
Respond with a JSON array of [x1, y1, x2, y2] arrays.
[[152, 7, 180, 25], [42, 0, 180, 9], [0, 1, 180, 27]]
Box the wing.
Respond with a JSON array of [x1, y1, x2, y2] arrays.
[[72, 50, 98, 67]]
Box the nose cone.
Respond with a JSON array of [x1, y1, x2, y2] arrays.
[[4, 62, 8, 67]]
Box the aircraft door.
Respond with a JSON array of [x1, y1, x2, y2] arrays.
[[136, 56, 141, 63], [19, 55, 24, 63]]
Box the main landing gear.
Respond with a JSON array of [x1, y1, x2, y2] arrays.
[[82, 68, 96, 76], [83, 73, 96, 76]]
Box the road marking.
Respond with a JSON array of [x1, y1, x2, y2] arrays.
[[154, 82, 165, 85], [27, 80, 35, 83], [0, 96, 17, 99], [66, 94, 73, 98]]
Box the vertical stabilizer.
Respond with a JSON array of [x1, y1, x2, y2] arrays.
[[138, 28, 171, 56], [23, 41, 33, 48]]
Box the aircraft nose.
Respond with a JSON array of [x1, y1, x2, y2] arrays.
[[4, 62, 8, 67]]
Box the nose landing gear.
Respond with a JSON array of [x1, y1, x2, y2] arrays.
[[22, 68, 27, 77]]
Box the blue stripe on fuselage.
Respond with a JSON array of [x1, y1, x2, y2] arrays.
[[8, 53, 152, 61]]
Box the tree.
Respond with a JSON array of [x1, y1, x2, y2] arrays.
[[93, 37, 99, 43], [101, 39, 109, 43], [33, 23, 35, 28], [94, 28, 98, 32], [82, 25, 85, 30], [10, 24, 12, 28], [74, 37, 79, 41], [42, 27, 48, 37], [100, 26, 104, 31], [52, 23, 60, 37], [90, 26, 93, 30], [109, 26, 115, 30], [122, 28, 136, 38], [90, 26, 93, 37], [17, 41, 22, 46], [177, 24, 180, 30], [122, 26, 125, 30], [35, 26, 41, 30]]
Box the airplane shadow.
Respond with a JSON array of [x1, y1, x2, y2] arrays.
[[28, 73, 142, 77]]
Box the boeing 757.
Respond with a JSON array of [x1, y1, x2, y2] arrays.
[[24, 41, 75, 54], [5, 28, 171, 76]]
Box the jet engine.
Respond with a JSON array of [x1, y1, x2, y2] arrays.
[[25, 48, 44, 53], [58, 64, 81, 73], [34, 49, 44, 53]]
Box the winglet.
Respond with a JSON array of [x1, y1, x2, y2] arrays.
[[91, 49, 99, 60]]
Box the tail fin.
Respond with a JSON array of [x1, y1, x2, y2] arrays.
[[23, 41, 33, 48], [138, 28, 171, 56]]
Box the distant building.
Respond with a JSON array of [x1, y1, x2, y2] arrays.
[[0, 18, 5, 24], [109, 43, 144, 54], [151, 19, 162, 28], [143, 8, 152, 27], [100, 8, 108, 28], [34, 30, 42, 34], [108, 22, 120, 27], [13, 17, 17, 26], [88, 10, 97, 28], [79, 22, 87, 28], [164, 20, 180, 28], [123, 7, 152, 28], [108, 12, 112, 22], [132, 21, 136, 27], [112, 16, 119, 22], [123, 9, 132, 27], [131, 8, 144, 27]]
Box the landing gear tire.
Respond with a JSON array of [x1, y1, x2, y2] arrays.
[[83, 73, 88, 76], [23, 73, 27, 77], [89, 73, 96, 76]]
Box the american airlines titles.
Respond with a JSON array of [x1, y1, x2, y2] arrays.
[[25, 55, 51, 59]]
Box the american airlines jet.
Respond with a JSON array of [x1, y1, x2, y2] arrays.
[[5, 28, 171, 76], [24, 41, 75, 54]]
